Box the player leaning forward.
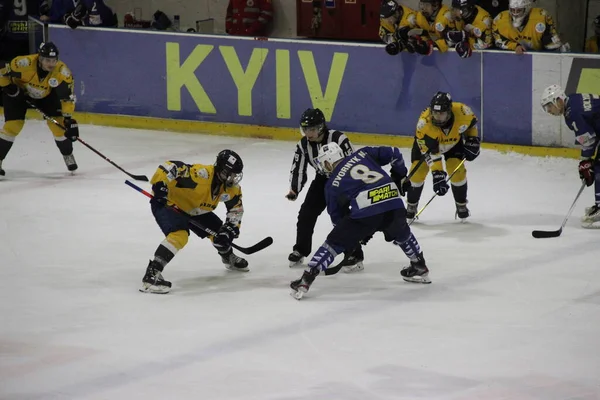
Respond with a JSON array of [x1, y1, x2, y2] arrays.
[[141, 150, 248, 294], [541, 85, 600, 228], [0, 42, 80, 176], [290, 143, 431, 300], [405, 92, 481, 220]]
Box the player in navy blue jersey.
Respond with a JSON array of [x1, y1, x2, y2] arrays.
[[541, 85, 600, 228], [290, 143, 431, 300]]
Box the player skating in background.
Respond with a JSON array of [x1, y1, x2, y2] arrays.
[[290, 143, 430, 300], [141, 150, 248, 294], [405, 92, 481, 220], [541, 85, 600, 228], [446, 0, 493, 58], [0, 42, 79, 176], [286, 108, 365, 273]]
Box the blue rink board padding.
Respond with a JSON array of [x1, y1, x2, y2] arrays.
[[48, 26, 532, 145]]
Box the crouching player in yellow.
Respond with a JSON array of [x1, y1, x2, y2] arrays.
[[141, 150, 248, 294], [405, 92, 481, 220]]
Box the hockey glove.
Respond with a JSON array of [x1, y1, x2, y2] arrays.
[[455, 41, 472, 58], [579, 159, 595, 187], [150, 181, 169, 207], [212, 223, 239, 252], [463, 136, 481, 161], [285, 190, 298, 201], [63, 118, 79, 142], [394, 26, 411, 44], [3, 84, 21, 98], [410, 36, 434, 56], [445, 30, 467, 45], [432, 170, 449, 196], [385, 42, 402, 56]]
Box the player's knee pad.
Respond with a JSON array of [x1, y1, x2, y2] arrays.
[[2, 120, 25, 138], [446, 158, 467, 184], [47, 118, 65, 138], [166, 230, 189, 250], [409, 160, 429, 184]]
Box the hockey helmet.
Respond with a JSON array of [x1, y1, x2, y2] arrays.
[[214, 149, 244, 187], [430, 92, 453, 126], [540, 84, 566, 115], [451, 0, 476, 20], [509, 0, 532, 28], [300, 108, 327, 141], [380, 0, 399, 19], [39, 42, 59, 59], [315, 142, 345, 175]]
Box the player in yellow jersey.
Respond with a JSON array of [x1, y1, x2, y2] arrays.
[[141, 150, 247, 294], [379, 0, 417, 55], [492, 0, 568, 54], [0, 42, 79, 176], [410, 0, 456, 55], [445, 0, 493, 58], [584, 15, 600, 54], [405, 92, 481, 220]]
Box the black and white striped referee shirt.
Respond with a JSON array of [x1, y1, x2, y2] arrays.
[[288, 130, 354, 194]]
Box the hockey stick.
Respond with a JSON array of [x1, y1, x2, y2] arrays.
[[125, 180, 273, 254], [26, 101, 149, 181], [532, 181, 586, 238], [408, 158, 467, 226]]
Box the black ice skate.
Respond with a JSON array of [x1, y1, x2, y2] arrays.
[[63, 154, 78, 171], [288, 250, 305, 268], [140, 260, 172, 294], [337, 249, 364, 273], [221, 250, 249, 272], [455, 201, 470, 221], [582, 204, 600, 228], [0, 159, 4, 176], [400, 253, 431, 284], [406, 202, 419, 220], [290, 268, 319, 300]]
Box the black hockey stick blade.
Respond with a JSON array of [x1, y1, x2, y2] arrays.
[[532, 228, 562, 239], [232, 236, 273, 255]]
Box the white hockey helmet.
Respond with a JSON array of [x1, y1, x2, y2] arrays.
[[540, 84, 566, 114], [315, 142, 345, 175], [509, 0, 532, 28]]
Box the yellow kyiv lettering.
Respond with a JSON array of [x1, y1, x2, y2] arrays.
[[276, 49, 291, 119]]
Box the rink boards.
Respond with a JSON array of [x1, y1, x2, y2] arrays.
[[44, 25, 600, 155]]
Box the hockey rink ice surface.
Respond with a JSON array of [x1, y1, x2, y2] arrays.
[[1, 121, 599, 400]]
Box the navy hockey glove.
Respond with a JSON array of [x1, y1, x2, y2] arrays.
[[432, 170, 449, 196], [213, 223, 239, 252], [285, 190, 298, 201], [63, 118, 79, 142], [445, 30, 467, 44], [64, 3, 86, 29], [150, 181, 169, 207], [455, 41, 472, 58], [385, 42, 402, 55], [579, 159, 595, 187], [463, 136, 480, 161]]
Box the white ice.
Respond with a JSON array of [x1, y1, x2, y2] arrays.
[[1, 121, 599, 400]]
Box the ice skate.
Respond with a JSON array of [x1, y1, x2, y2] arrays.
[[290, 268, 319, 300], [140, 260, 172, 294], [337, 249, 364, 273], [406, 202, 418, 220], [63, 154, 78, 172], [455, 201, 470, 221], [221, 250, 249, 272], [581, 204, 600, 228], [288, 250, 305, 268], [400, 253, 431, 284]]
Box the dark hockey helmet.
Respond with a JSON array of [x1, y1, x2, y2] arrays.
[[380, 0, 399, 19], [214, 149, 244, 187], [39, 42, 59, 59], [429, 92, 453, 126], [451, 0, 476, 21], [595, 15, 600, 36], [299, 108, 326, 142]]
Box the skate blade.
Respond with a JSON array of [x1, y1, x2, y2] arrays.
[[343, 262, 364, 273], [290, 287, 308, 300], [139, 285, 171, 294], [289, 259, 305, 268], [225, 265, 249, 272], [401, 275, 432, 284], [581, 220, 600, 229]]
